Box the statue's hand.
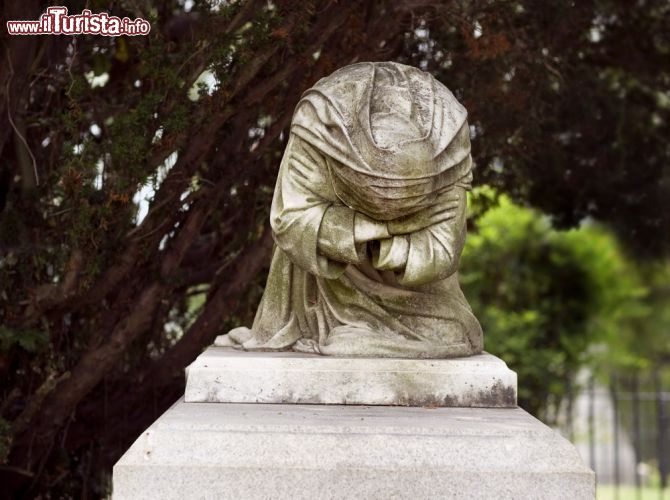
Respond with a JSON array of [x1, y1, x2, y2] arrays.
[[387, 200, 459, 235], [372, 236, 409, 271], [354, 212, 390, 243]]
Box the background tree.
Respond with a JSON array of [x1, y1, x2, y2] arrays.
[[0, 0, 668, 496], [461, 187, 646, 418]]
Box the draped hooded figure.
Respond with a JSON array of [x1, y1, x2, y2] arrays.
[[217, 61, 483, 358]]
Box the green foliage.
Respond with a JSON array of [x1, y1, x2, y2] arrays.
[[605, 261, 670, 370], [0, 326, 48, 353], [461, 187, 645, 417]]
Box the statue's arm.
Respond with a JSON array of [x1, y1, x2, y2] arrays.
[[383, 187, 468, 287], [271, 134, 370, 277], [316, 206, 365, 265]]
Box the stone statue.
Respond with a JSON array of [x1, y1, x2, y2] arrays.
[[217, 61, 482, 358]]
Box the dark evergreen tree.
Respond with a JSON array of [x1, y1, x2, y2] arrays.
[[0, 1, 668, 496]]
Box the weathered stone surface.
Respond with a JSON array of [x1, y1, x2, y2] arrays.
[[184, 346, 517, 407], [113, 399, 595, 500], [219, 62, 484, 358]]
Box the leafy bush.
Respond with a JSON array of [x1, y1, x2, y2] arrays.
[[461, 188, 646, 417]]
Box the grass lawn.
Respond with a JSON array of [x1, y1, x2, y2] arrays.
[[597, 484, 669, 500]]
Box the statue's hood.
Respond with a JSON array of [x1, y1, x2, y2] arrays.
[[290, 61, 473, 220]]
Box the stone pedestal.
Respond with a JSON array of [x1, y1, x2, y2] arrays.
[[113, 399, 594, 499], [184, 347, 517, 407], [113, 348, 595, 499]]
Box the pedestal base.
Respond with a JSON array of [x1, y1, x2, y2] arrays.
[[184, 347, 517, 407], [113, 399, 594, 499]]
